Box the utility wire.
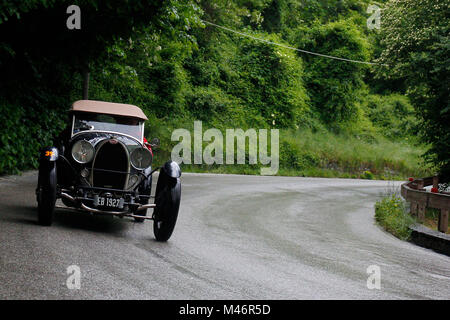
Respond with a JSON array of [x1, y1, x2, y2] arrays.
[[202, 20, 385, 66]]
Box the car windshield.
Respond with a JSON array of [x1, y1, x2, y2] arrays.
[[72, 113, 143, 140]]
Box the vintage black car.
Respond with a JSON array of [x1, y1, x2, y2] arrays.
[[36, 100, 181, 241]]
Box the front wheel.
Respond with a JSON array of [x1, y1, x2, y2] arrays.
[[37, 162, 57, 226], [152, 172, 181, 242]]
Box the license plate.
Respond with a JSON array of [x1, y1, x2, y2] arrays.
[[94, 195, 124, 209]]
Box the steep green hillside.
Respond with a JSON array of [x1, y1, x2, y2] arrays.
[[0, 0, 438, 179]]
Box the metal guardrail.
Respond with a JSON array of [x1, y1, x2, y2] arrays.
[[401, 176, 449, 233]]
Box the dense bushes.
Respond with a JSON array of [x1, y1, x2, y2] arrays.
[[0, 100, 66, 174], [377, 0, 450, 181], [363, 94, 417, 139], [291, 20, 371, 125], [230, 35, 309, 128], [184, 31, 309, 129], [0, 0, 203, 175]]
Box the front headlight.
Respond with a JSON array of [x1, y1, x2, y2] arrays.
[[71, 140, 95, 164], [130, 147, 152, 169]]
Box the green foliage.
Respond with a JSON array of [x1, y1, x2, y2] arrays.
[[377, 0, 450, 181], [0, 0, 434, 181], [154, 125, 430, 179], [280, 140, 317, 171], [363, 94, 417, 139], [276, 128, 430, 179], [0, 99, 65, 174], [361, 170, 374, 180], [0, 0, 202, 86], [0, 0, 56, 24], [375, 194, 415, 240], [282, 0, 370, 30], [184, 29, 309, 129], [230, 34, 309, 128], [291, 19, 371, 125], [186, 87, 250, 127], [0, 0, 202, 175]]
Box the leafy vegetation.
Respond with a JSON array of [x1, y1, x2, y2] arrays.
[[377, 0, 450, 181], [375, 194, 416, 240], [0, 0, 445, 180], [291, 19, 371, 125]]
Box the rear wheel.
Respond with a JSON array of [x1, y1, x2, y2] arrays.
[[37, 162, 57, 226], [153, 172, 181, 242]]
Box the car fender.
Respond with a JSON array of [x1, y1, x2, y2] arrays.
[[161, 160, 181, 179]]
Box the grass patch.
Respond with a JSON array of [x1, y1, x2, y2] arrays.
[[277, 128, 431, 180], [374, 194, 416, 240], [151, 125, 432, 180], [423, 208, 450, 234]]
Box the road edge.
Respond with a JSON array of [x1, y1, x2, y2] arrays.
[[409, 223, 450, 256]]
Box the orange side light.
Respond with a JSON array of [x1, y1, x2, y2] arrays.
[[45, 151, 54, 157]]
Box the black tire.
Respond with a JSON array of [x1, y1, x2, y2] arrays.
[[153, 172, 181, 242], [37, 162, 57, 226]]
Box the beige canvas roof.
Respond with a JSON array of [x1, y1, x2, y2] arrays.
[[70, 100, 148, 121]]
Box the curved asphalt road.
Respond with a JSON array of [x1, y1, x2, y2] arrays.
[[0, 171, 449, 299]]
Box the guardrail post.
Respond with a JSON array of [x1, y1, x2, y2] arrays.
[[402, 178, 449, 233], [438, 209, 448, 233], [433, 176, 439, 189], [417, 204, 426, 222], [417, 179, 425, 191], [410, 202, 418, 216]]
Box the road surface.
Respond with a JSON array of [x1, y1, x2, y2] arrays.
[[0, 171, 449, 299]]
